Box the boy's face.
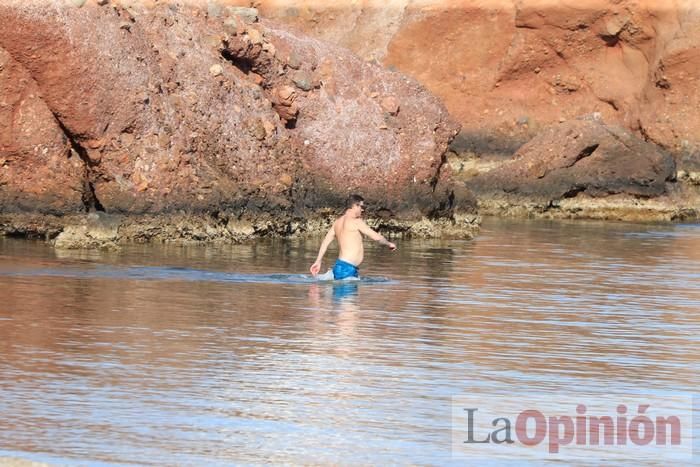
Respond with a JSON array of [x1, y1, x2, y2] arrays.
[[352, 202, 365, 218]]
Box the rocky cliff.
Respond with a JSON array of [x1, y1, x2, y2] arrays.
[[249, 0, 700, 156], [0, 0, 479, 245], [244, 0, 700, 220]]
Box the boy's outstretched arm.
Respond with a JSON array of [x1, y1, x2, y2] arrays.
[[357, 220, 397, 251]]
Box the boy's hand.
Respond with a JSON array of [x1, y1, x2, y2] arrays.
[[387, 242, 397, 251], [310, 261, 321, 276]]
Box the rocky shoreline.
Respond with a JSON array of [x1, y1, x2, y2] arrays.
[[460, 167, 700, 224], [453, 117, 700, 223], [0, 210, 481, 249], [473, 189, 699, 223]]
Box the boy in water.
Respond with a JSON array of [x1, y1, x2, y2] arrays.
[[310, 194, 397, 280]]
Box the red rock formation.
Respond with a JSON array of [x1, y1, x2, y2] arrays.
[[0, 0, 463, 229], [218, 13, 460, 216], [468, 118, 676, 202], [246, 0, 700, 160], [0, 46, 84, 213]]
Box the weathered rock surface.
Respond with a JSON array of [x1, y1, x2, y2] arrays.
[[54, 212, 121, 249], [0, 0, 477, 243], [464, 118, 693, 221], [244, 0, 700, 163], [469, 119, 676, 199], [217, 14, 461, 217], [0, 46, 85, 213]]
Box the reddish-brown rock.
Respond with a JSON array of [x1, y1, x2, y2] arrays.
[[221, 17, 460, 216], [0, 0, 462, 225], [245, 0, 700, 161], [0, 46, 85, 213], [467, 118, 676, 202]]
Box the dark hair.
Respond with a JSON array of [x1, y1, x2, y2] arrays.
[[346, 194, 364, 209]]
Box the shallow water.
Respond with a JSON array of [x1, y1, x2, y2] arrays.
[[0, 218, 698, 465]]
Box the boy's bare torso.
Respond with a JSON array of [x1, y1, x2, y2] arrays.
[[334, 215, 364, 266]]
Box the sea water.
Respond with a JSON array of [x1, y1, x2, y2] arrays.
[[0, 218, 698, 465]]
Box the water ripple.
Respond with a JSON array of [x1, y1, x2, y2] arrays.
[[0, 218, 698, 465]]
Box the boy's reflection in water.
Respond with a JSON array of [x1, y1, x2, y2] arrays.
[[307, 281, 360, 310], [331, 281, 359, 305]]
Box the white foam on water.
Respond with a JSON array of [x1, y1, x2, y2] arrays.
[[0, 265, 393, 285]]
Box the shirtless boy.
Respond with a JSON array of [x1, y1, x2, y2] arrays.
[[309, 194, 397, 280]]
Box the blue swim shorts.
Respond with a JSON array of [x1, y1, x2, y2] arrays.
[[332, 259, 359, 280]]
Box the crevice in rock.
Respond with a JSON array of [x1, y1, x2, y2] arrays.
[[599, 33, 620, 47], [573, 143, 599, 164], [86, 180, 106, 212], [221, 48, 255, 75], [54, 117, 106, 213], [551, 144, 599, 175], [560, 186, 586, 199], [599, 21, 627, 48], [430, 157, 446, 192], [601, 98, 619, 111], [655, 76, 671, 89], [638, 125, 651, 143], [515, 23, 539, 31], [2, 230, 31, 239], [637, 122, 660, 147]]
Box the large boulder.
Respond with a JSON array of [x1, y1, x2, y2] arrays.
[[467, 118, 676, 204], [218, 14, 460, 218], [0, 0, 463, 228]]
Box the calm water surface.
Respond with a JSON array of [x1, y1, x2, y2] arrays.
[[0, 218, 698, 465]]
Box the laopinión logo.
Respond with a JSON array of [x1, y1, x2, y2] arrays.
[[451, 394, 694, 461]]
